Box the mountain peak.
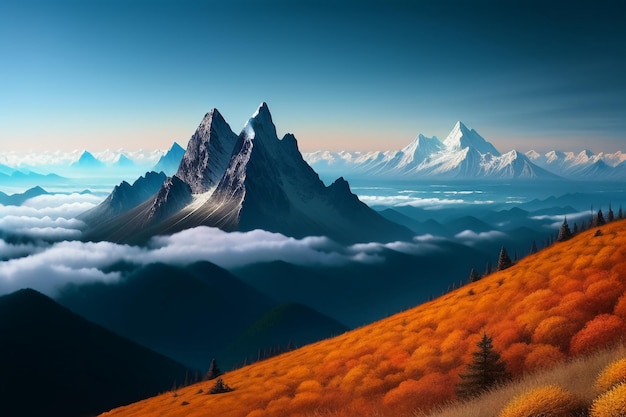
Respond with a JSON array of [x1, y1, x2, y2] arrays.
[[242, 102, 278, 142], [443, 121, 500, 156], [176, 108, 239, 193], [252, 102, 271, 118]]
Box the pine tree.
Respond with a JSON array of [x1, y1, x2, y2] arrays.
[[497, 246, 512, 271], [205, 358, 222, 380], [208, 377, 232, 394], [557, 217, 573, 242], [580, 219, 587, 231], [484, 261, 491, 276], [619, 206, 623, 220], [468, 268, 481, 283], [608, 204, 615, 222], [530, 240, 538, 255], [595, 209, 606, 227], [573, 222, 578, 235], [456, 332, 509, 399]]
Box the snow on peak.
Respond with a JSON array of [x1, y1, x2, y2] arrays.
[[526, 150, 541, 159], [242, 102, 278, 143], [443, 121, 501, 156]]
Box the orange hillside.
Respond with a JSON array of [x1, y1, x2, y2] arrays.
[[101, 220, 626, 417]]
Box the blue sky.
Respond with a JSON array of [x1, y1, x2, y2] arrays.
[[1, 0, 625, 153]]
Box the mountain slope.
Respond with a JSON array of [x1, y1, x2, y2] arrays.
[[101, 219, 626, 417], [0, 288, 191, 417], [153, 142, 186, 175], [56, 261, 275, 371], [0, 186, 49, 206], [79, 171, 167, 225]]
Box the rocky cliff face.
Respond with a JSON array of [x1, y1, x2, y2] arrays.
[[176, 109, 239, 193]]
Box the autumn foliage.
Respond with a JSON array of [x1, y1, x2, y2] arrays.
[[101, 220, 626, 417]]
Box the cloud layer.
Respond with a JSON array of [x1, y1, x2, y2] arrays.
[[0, 226, 450, 297]]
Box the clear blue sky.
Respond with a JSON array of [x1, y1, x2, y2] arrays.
[[1, 0, 625, 153]]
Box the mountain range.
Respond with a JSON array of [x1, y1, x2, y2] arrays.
[[304, 122, 626, 180], [81, 103, 412, 244]]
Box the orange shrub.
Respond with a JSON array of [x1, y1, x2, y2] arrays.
[[532, 315, 580, 351], [570, 314, 626, 355], [590, 382, 626, 417], [584, 278, 625, 315], [595, 357, 626, 392], [524, 344, 566, 371], [498, 385, 585, 417], [383, 372, 454, 415], [614, 294, 626, 319]]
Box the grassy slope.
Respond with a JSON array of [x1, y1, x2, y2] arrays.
[[424, 344, 626, 417], [101, 219, 626, 417]]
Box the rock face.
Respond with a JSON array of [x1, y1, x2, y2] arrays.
[[82, 103, 413, 244], [176, 109, 239, 193], [146, 175, 192, 223]]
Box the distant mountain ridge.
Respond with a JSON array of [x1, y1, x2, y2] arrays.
[[82, 103, 413, 244], [304, 122, 625, 180]]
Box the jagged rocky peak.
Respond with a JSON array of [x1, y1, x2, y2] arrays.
[[241, 102, 279, 144], [176, 108, 239, 194], [147, 175, 192, 222]]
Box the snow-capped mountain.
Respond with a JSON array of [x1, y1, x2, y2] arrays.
[[525, 149, 626, 180], [82, 104, 412, 244], [306, 121, 553, 179]]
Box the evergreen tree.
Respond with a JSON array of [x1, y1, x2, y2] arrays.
[[456, 332, 509, 399], [208, 377, 232, 394], [484, 261, 491, 276], [595, 209, 606, 227], [580, 219, 587, 231], [530, 240, 538, 255], [619, 206, 623, 220], [205, 358, 222, 380], [496, 246, 512, 271], [608, 204, 615, 222], [573, 222, 578, 235], [468, 268, 481, 283], [557, 217, 573, 242]]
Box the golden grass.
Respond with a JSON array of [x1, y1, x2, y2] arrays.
[[590, 383, 626, 417], [100, 220, 626, 417], [423, 345, 626, 417], [594, 357, 626, 393]]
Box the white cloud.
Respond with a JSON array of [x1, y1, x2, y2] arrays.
[[358, 194, 495, 209], [0, 192, 102, 241], [0, 226, 454, 297], [454, 230, 507, 246], [22, 193, 104, 209]]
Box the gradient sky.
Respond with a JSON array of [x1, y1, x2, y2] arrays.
[[1, 0, 625, 154]]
